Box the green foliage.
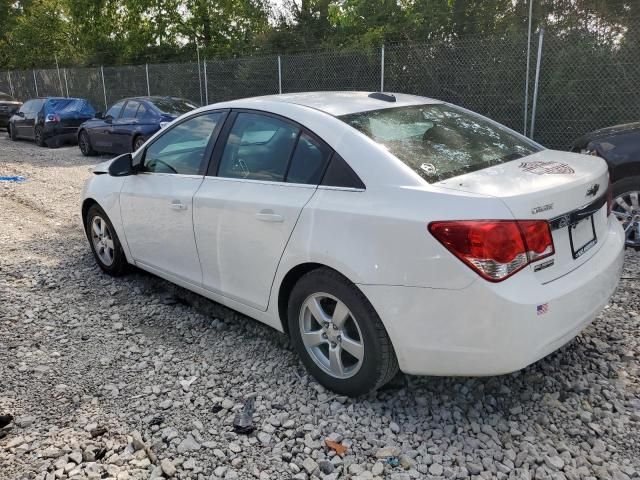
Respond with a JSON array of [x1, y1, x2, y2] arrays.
[[0, 0, 637, 68]]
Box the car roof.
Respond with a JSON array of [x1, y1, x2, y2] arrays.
[[121, 96, 189, 103], [217, 91, 442, 116]]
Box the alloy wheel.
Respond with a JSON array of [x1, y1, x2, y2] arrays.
[[298, 293, 365, 379], [134, 137, 145, 151], [91, 216, 116, 266], [612, 190, 640, 248], [79, 132, 90, 155]]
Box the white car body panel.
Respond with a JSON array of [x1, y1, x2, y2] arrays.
[[81, 91, 624, 377], [120, 173, 205, 285], [193, 177, 316, 310]]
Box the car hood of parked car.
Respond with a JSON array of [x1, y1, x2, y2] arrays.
[[573, 121, 640, 148]]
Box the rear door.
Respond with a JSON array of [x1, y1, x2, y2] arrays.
[[193, 111, 332, 310], [13, 100, 32, 137], [119, 111, 227, 285]]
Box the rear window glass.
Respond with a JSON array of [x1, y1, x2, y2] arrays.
[[339, 104, 542, 182], [152, 98, 198, 116], [0, 93, 15, 101], [46, 98, 95, 115]]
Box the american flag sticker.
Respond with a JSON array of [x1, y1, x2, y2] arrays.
[[537, 303, 549, 315]]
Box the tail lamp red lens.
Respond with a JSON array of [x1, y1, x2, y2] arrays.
[[45, 113, 61, 123], [429, 220, 554, 282]]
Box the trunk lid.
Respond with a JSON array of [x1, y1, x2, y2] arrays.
[[435, 150, 610, 282]]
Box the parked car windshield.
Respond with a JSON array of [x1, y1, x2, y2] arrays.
[[152, 98, 198, 116], [340, 104, 542, 182]]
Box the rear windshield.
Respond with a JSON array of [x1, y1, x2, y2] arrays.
[[0, 93, 15, 101], [45, 98, 95, 115], [340, 104, 542, 182], [152, 98, 198, 116]]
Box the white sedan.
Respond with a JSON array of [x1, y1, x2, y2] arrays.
[[81, 91, 625, 396]]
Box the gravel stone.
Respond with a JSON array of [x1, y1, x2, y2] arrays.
[[0, 137, 638, 480]]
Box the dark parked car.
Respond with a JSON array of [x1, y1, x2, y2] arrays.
[[573, 122, 640, 249], [78, 96, 198, 156], [9, 97, 96, 147], [0, 92, 22, 130]]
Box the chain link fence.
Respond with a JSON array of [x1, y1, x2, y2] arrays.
[[1, 30, 639, 151]]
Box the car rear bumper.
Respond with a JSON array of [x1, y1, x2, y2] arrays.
[[359, 218, 625, 376], [43, 125, 79, 146]]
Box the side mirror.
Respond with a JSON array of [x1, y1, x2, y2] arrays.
[[104, 115, 113, 123], [95, 111, 104, 119], [16, 111, 25, 117], [108, 153, 136, 177]]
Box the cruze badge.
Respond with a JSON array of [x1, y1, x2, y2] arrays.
[[586, 184, 599, 197], [519, 161, 575, 175], [532, 203, 553, 215]]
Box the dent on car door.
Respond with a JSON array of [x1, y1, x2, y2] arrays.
[[193, 111, 333, 311], [119, 111, 227, 285]]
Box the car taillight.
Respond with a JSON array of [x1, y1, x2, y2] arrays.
[[45, 114, 60, 123], [606, 179, 612, 217], [429, 220, 555, 282]]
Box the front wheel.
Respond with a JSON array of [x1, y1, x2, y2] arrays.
[[133, 136, 146, 152], [612, 176, 640, 249], [288, 268, 399, 397], [79, 130, 96, 156], [85, 205, 129, 275]]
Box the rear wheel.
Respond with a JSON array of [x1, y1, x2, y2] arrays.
[[85, 204, 129, 275], [612, 176, 640, 249], [133, 136, 146, 152], [34, 125, 45, 147], [79, 130, 96, 156], [288, 268, 398, 396]]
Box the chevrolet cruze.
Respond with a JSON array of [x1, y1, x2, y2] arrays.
[[81, 92, 625, 396]]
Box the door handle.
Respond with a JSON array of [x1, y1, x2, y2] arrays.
[[256, 210, 284, 223], [170, 200, 187, 211]]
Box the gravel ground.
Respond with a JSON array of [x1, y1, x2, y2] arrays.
[[0, 134, 639, 480]]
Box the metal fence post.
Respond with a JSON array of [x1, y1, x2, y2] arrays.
[[146, 63, 150, 96], [380, 45, 385, 92], [278, 55, 282, 94], [101, 66, 108, 110], [55, 55, 64, 96], [63, 69, 69, 97], [523, 0, 533, 136], [7, 71, 14, 98], [33, 70, 38, 96], [530, 29, 544, 140], [203, 60, 208, 105], [196, 45, 203, 106]]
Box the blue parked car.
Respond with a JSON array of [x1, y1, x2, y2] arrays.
[[9, 97, 95, 147], [77, 96, 198, 156]]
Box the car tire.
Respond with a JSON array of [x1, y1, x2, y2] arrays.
[[8, 124, 17, 141], [79, 130, 96, 156], [85, 204, 129, 276], [34, 125, 46, 147], [612, 175, 640, 249], [287, 268, 399, 397], [133, 136, 146, 152]]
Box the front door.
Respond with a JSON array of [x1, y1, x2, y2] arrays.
[[119, 111, 227, 285], [193, 112, 332, 310], [112, 100, 140, 153], [94, 101, 125, 152]]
